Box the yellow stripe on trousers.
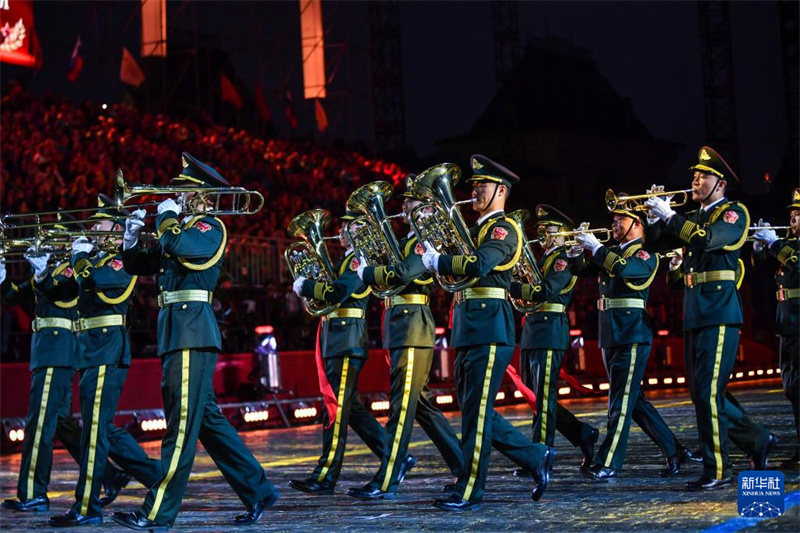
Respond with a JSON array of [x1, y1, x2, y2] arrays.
[[80, 366, 106, 516], [149, 350, 190, 521], [711, 327, 725, 479], [463, 344, 496, 502], [604, 344, 638, 469], [381, 348, 415, 491], [539, 350, 553, 444], [27, 367, 54, 499], [317, 356, 350, 482]]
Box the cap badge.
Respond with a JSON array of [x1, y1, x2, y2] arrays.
[[472, 158, 483, 171], [700, 149, 711, 161]]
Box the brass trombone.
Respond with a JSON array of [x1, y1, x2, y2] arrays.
[[536, 223, 612, 247], [114, 169, 264, 215], [605, 186, 692, 212]]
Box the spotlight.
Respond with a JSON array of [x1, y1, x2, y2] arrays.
[[513, 390, 523, 399], [677, 377, 686, 384], [648, 378, 658, 385], [435, 394, 453, 405], [663, 377, 673, 385], [370, 400, 390, 412], [598, 382, 610, 391], [293, 405, 318, 420], [557, 387, 570, 396]]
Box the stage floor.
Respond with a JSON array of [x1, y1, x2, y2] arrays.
[[1, 380, 798, 531]]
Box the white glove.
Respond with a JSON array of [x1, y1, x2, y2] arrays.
[[72, 236, 94, 255], [669, 250, 683, 271], [0, 260, 6, 285], [752, 227, 778, 247], [293, 276, 306, 297], [157, 198, 182, 216], [576, 232, 602, 254], [355, 255, 368, 280], [24, 247, 50, 278], [645, 196, 676, 222], [421, 241, 440, 272], [566, 245, 584, 259], [123, 209, 146, 250], [752, 240, 765, 253]]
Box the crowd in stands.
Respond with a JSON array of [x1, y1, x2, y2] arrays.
[[2, 86, 688, 367]]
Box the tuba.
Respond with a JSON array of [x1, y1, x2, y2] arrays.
[[507, 209, 545, 313], [407, 163, 478, 292], [345, 181, 406, 297], [284, 209, 340, 316]]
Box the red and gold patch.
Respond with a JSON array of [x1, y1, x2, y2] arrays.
[[491, 226, 508, 240], [415, 243, 425, 255], [636, 250, 651, 260], [350, 257, 360, 271], [722, 210, 739, 224], [109, 259, 124, 271], [554, 258, 568, 272], [195, 221, 212, 233], [62, 267, 74, 278]]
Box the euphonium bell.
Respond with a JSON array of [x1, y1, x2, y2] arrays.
[[407, 163, 478, 292], [507, 209, 545, 313], [284, 209, 340, 317], [345, 181, 406, 298]]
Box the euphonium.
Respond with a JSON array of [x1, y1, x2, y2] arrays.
[[507, 209, 545, 313], [345, 181, 406, 297], [407, 163, 478, 292], [284, 209, 340, 317]]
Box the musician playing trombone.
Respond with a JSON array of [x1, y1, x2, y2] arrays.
[[288, 210, 387, 496], [49, 196, 162, 527], [347, 175, 463, 500], [0, 214, 139, 515], [422, 155, 554, 511], [569, 198, 697, 482], [643, 146, 776, 490], [509, 205, 600, 473], [750, 188, 800, 468], [114, 154, 279, 530]]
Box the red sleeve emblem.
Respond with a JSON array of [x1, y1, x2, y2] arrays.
[[722, 210, 739, 224], [636, 250, 651, 260], [554, 258, 567, 272], [195, 221, 212, 233], [414, 243, 425, 255], [109, 259, 124, 271], [491, 226, 508, 240], [350, 257, 360, 270], [62, 267, 74, 278]]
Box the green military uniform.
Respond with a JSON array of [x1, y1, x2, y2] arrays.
[[573, 232, 683, 474], [647, 147, 773, 484], [751, 189, 799, 462], [510, 205, 597, 458], [293, 240, 386, 489], [64, 239, 161, 520], [357, 231, 463, 495], [432, 156, 552, 509], [119, 154, 277, 527]]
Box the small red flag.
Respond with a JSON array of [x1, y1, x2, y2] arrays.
[[285, 90, 298, 129], [66, 37, 83, 82], [220, 74, 243, 109], [120, 48, 145, 87], [254, 83, 271, 122], [314, 98, 328, 133]]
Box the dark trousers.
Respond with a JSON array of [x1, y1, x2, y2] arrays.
[[140, 350, 276, 527], [520, 348, 596, 448], [595, 343, 679, 471], [453, 344, 548, 503], [312, 356, 386, 485], [70, 365, 160, 517], [370, 347, 463, 492], [780, 335, 800, 449]]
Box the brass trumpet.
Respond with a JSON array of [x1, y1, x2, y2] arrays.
[[284, 209, 340, 317], [345, 181, 406, 298], [536, 223, 612, 247], [605, 186, 692, 212], [746, 225, 792, 242], [507, 209, 545, 313]]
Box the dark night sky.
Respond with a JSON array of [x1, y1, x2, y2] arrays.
[[2, 1, 790, 193]]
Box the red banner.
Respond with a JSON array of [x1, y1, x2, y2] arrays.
[[0, 0, 37, 68]]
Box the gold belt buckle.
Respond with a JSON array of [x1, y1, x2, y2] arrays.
[[685, 273, 696, 288], [777, 288, 787, 302], [597, 298, 607, 312]]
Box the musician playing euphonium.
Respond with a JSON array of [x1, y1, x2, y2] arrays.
[[509, 205, 600, 474]]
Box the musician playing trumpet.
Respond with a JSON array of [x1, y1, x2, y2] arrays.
[[509, 205, 600, 473]]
